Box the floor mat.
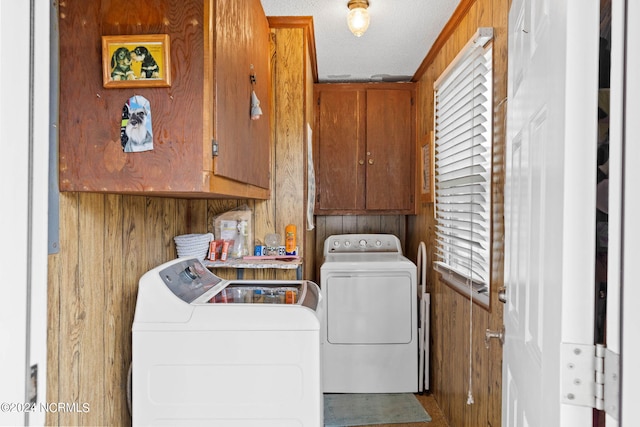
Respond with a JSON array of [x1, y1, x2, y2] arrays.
[[324, 393, 432, 426]]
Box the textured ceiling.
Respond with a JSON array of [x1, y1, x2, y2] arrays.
[[260, 0, 460, 82]]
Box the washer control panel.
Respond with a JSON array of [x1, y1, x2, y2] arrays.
[[324, 234, 402, 254]]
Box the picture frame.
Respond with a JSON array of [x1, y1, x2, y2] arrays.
[[102, 34, 171, 88], [420, 131, 435, 203]]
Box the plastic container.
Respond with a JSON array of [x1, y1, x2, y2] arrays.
[[285, 224, 297, 255]]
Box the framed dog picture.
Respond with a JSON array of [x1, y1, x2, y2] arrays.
[[102, 34, 171, 88]]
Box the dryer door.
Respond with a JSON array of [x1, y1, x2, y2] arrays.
[[325, 272, 413, 344]]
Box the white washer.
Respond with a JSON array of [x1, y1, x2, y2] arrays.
[[132, 257, 323, 426], [321, 234, 418, 393]]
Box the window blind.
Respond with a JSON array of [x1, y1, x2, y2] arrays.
[[434, 28, 493, 291]]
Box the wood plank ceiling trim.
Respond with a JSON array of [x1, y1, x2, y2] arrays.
[[412, 0, 477, 82], [267, 16, 319, 82]]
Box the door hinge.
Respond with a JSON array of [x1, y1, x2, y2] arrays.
[[28, 364, 37, 403], [561, 343, 619, 420], [212, 139, 219, 157]]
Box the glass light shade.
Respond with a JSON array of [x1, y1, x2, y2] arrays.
[[347, 7, 370, 37]]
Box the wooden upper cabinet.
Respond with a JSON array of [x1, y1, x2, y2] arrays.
[[58, 0, 270, 199], [314, 83, 416, 214], [365, 89, 414, 211], [213, 0, 270, 192], [315, 89, 366, 211]]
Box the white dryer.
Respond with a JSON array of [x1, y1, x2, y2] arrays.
[[321, 234, 417, 393]]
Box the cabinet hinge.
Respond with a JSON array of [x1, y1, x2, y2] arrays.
[[212, 139, 219, 157], [560, 343, 619, 420]]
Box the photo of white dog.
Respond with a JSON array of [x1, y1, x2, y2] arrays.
[[121, 95, 154, 153]]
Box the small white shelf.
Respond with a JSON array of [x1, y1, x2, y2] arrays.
[[203, 257, 303, 279]]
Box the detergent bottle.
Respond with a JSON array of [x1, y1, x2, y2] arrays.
[[285, 224, 296, 255]]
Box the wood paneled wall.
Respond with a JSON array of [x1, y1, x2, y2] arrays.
[[270, 25, 315, 281], [46, 195, 309, 425], [48, 193, 187, 426], [47, 13, 314, 427], [46, 1, 510, 426], [406, 0, 508, 426]]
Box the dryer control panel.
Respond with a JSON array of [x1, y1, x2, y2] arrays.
[[324, 234, 402, 255]]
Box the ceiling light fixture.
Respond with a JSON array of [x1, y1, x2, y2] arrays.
[[347, 0, 370, 37]]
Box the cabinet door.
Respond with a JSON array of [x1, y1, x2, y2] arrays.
[[58, 0, 270, 198], [365, 89, 414, 211], [214, 0, 270, 190], [315, 89, 366, 211]]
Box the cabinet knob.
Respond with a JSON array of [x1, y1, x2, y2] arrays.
[[368, 158, 374, 165], [359, 160, 365, 165]]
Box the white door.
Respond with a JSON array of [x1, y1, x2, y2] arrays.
[[0, 4, 31, 424], [503, 0, 600, 426], [0, 2, 50, 426], [619, 1, 640, 420], [608, 0, 640, 424]]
